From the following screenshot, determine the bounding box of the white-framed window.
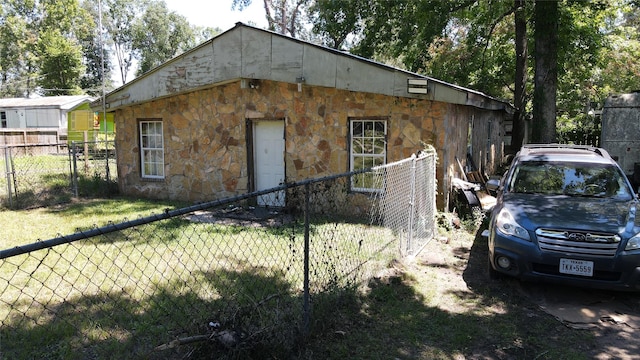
[1,111,6,128]
[350,118,387,192]
[139,120,164,179]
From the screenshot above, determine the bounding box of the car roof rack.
[519,144,611,159]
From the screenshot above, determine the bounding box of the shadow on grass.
[463,220,640,360]
[1,267,304,360]
[302,224,597,359]
[44,197,187,217]
[63,201,373,249]
[2,222,599,360]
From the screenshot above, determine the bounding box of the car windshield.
[508,160,633,199]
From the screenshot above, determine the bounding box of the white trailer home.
[0,95,93,146]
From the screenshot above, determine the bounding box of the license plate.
[559,258,594,277]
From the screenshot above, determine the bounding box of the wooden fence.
[0,128,66,154]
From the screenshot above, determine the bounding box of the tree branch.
[481,5,517,70]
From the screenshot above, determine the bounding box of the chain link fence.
[0,151,436,359]
[1,141,117,209]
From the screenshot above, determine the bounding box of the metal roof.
[93,23,513,113]
[0,95,93,110]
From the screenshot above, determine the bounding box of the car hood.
[501,193,637,233]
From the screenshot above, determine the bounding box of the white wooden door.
[254,120,285,207]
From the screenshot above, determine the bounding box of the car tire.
[488,256,503,280]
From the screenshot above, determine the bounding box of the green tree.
[310,0,621,148]
[38,29,85,95]
[0,0,39,97]
[38,0,90,95]
[599,0,640,93]
[308,0,363,49]
[103,0,144,84]
[0,0,91,96]
[133,1,196,75]
[512,0,528,151]
[307,0,520,99]
[100,0,216,84]
[193,25,222,44]
[552,2,619,146]
[79,0,114,96]
[233,0,310,38]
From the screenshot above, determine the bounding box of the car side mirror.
[486,178,501,192]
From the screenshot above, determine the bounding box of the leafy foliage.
[0,0,40,97]
[233,0,311,38]
[0,0,217,96]
[132,1,196,75]
[0,0,638,141]
[37,29,85,95]
[308,0,638,146]
[0,0,98,96]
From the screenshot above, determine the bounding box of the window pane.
[363,156,375,169]
[373,156,385,167]
[350,119,386,192]
[374,121,384,134]
[353,138,364,154]
[140,121,164,178]
[352,121,363,137]
[373,137,386,154]
[353,156,365,171]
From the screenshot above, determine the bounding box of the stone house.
[92,23,512,210]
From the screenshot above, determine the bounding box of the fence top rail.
[0,167,369,259]
[373,151,435,170]
[0,153,436,260]
[1,143,68,150]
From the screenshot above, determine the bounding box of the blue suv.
[486,144,640,291]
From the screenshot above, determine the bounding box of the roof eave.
[92,22,513,114]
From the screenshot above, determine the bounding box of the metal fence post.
[407,156,417,256]
[303,182,311,338]
[105,140,111,183]
[4,146,13,208]
[71,142,79,197]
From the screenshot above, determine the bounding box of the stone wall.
[114,79,495,208]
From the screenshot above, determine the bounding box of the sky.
[163,0,268,31]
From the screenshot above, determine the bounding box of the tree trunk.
[511,0,527,152]
[532,0,558,143]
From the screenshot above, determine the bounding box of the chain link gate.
[1,142,117,209]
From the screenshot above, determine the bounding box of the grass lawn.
[1,199,598,359]
[0,197,397,359]
[0,197,186,247]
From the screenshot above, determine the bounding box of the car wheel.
[488,256,503,280]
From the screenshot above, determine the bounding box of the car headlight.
[626,234,640,250]
[495,208,531,241]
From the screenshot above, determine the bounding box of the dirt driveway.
[441,222,640,360]
[516,282,640,359]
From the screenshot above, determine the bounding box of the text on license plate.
[559,258,594,277]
